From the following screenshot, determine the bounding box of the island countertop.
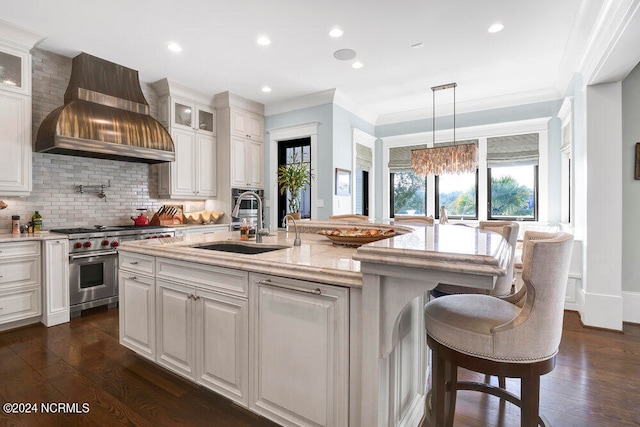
[118,222,509,288]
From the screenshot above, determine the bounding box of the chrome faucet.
[282,215,301,246]
[232,191,268,243]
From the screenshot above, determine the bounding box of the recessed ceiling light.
[167,42,182,52]
[352,61,364,69]
[257,36,271,46]
[488,23,504,33]
[262,86,272,93]
[329,27,343,38]
[334,48,357,61]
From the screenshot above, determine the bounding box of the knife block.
[150,213,175,226]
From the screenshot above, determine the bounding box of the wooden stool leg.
[520,374,541,427]
[499,376,506,389]
[444,361,457,427]
[430,343,447,427]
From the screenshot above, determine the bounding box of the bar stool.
[422,231,574,427]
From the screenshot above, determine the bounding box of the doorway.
[356,169,369,216]
[277,138,312,226]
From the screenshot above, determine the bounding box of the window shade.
[487,133,539,167]
[356,143,372,172]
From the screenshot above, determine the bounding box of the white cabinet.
[0,42,33,196]
[231,108,264,142]
[153,79,217,199]
[42,239,69,326]
[215,93,265,196]
[118,253,156,361]
[154,258,249,405]
[231,136,263,188]
[173,224,230,237]
[0,241,41,329]
[249,273,349,427]
[156,277,249,405]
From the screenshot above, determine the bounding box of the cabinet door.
[196,287,248,405]
[0,92,31,195]
[231,109,263,141]
[246,114,264,142]
[156,279,195,380]
[250,275,349,427]
[247,139,264,188]
[42,239,69,326]
[196,134,217,197]
[171,97,195,131]
[196,105,215,134]
[170,129,197,197]
[119,271,155,360]
[230,136,249,188]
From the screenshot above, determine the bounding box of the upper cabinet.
[153,79,217,199]
[215,92,265,192]
[0,22,43,196]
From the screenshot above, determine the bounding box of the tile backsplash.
[0,48,206,232]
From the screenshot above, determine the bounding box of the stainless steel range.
[50,225,175,316]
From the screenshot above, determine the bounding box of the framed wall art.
[335,168,351,196]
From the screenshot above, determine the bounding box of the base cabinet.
[119,257,156,361]
[155,260,249,405]
[42,239,69,326]
[249,273,349,427]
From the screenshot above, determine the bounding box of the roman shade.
[356,143,372,172]
[487,133,539,168]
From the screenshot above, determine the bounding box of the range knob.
[101,240,110,246]
[74,242,83,249]
[164,234,172,238]
[145,236,151,239]
[111,241,120,247]
[83,241,92,248]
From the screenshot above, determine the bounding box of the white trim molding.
[266,121,319,228]
[623,291,640,324]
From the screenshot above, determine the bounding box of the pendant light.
[411,83,478,176]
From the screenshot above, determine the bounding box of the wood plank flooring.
[1,308,639,426]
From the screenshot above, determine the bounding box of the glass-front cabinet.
[170,97,215,134]
[0,44,29,95]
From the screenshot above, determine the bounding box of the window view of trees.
[437,172,477,218]
[392,172,426,215]
[489,165,536,219]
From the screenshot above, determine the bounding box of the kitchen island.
[118,222,510,427]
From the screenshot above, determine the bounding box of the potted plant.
[277,153,314,219]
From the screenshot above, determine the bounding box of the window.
[435,171,478,219]
[488,165,537,220]
[486,133,539,221]
[390,171,426,216]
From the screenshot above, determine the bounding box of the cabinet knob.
[128,276,137,281]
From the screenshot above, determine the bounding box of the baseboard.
[581,291,623,331]
[42,310,70,327]
[623,291,640,324]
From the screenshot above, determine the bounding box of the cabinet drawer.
[0,285,41,324]
[119,252,155,275]
[157,258,248,297]
[0,241,40,259]
[0,257,40,290]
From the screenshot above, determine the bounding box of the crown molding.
[0,18,44,50]
[264,89,336,116]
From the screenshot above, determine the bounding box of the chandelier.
[411,83,477,176]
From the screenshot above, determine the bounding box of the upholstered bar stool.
[422,231,574,427]
[393,215,434,225]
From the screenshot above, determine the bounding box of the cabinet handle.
[187,294,194,300]
[128,276,137,281]
[256,279,322,295]
[130,261,139,265]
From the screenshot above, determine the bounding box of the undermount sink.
[195,242,289,255]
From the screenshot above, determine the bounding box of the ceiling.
[0,0,605,124]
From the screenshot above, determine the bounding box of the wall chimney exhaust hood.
[36,53,174,163]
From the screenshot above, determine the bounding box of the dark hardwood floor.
[1,309,639,426]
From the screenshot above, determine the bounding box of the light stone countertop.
[118,222,510,287]
[0,231,68,243]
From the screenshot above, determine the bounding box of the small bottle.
[32,211,43,232]
[12,215,20,235]
[248,218,256,240]
[240,218,249,241]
